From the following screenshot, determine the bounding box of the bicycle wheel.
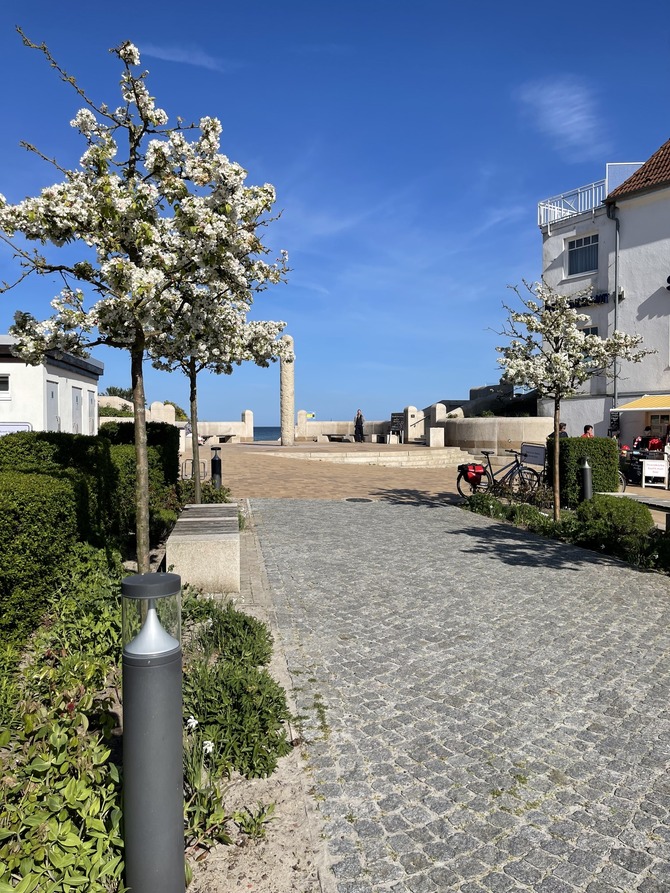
[456,469,493,498]
[618,471,627,493]
[509,466,541,498]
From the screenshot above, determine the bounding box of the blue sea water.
[254,426,281,442]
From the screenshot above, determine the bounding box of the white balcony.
[538,179,606,226]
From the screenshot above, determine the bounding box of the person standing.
[354,409,365,443]
[548,422,568,440]
[581,425,594,438]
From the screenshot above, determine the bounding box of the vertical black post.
[122,573,184,893]
[211,447,222,490]
[580,456,593,502]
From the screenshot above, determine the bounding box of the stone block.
[166,503,240,593]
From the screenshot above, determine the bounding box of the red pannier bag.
[458,463,485,483]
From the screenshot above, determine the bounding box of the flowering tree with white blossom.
[496,280,651,521]
[151,295,293,502]
[0,31,289,571]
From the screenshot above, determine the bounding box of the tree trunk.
[189,357,202,504]
[131,344,151,573]
[553,400,561,524]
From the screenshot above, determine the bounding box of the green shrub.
[99,420,180,485]
[0,545,125,893]
[573,494,654,563]
[465,492,508,519]
[177,478,231,505]
[99,404,133,417]
[0,472,79,644]
[0,432,117,548]
[546,437,619,508]
[108,444,179,546]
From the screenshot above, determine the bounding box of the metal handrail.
[538,179,605,226]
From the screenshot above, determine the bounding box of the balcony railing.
[538,179,606,226]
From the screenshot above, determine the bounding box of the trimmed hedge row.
[0,428,180,548]
[546,436,619,508]
[99,421,180,485]
[0,427,181,645]
[0,472,79,643]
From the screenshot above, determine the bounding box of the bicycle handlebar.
[504,449,521,456]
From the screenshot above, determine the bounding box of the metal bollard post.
[580,456,593,502]
[211,447,222,490]
[122,573,184,893]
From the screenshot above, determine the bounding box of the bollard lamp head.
[122,572,181,657]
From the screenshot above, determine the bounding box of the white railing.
[538,179,606,226]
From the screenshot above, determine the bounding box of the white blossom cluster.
[0,39,289,372]
[496,281,650,398]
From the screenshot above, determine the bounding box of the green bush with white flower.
[0,550,292,890]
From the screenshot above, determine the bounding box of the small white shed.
[0,335,104,436]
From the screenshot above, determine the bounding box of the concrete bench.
[166,503,240,593]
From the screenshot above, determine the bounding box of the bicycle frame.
[481,450,523,487]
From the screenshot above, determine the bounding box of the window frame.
[0,374,10,400]
[567,233,599,276]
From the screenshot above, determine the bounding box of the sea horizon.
[254,425,281,442]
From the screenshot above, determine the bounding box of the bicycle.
[457,449,541,499]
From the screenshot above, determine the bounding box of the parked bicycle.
[457,449,541,499]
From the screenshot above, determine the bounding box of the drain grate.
[344,497,373,503]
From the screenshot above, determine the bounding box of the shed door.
[88,391,96,435]
[72,387,82,434]
[46,381,60,431]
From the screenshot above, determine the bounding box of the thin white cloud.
[516,76,611,162]
[140,43,233,73]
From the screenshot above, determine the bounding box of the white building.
[0,335,104,436]
[538,138,670,444]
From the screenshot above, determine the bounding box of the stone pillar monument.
[280,335,295,446]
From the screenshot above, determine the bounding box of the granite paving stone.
[246,496,670,891]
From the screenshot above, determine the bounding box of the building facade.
[538,139,670,444]
[0,335,104,436]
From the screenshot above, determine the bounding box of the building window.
[568,234,598,275]
[580,326,598,337]
[650,414,670,439]
[0,375,9,399]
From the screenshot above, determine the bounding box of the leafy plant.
[233,802,276,839]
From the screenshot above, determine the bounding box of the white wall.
[0,355,101,435]
[540,184,670,433]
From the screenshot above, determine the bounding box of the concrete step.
[260,447,476,469]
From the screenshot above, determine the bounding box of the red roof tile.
[607,138,670,201]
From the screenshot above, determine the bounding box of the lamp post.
[211,446,222,490]
[122,572,184,893]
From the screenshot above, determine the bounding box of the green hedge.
[99,421,180,485]
[546,436,619,508]
[0,472,78,643]
[109,443,179,543]
[0,432,116,547]
[0,429,179,553]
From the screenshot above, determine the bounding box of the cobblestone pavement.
[248,496,670,893]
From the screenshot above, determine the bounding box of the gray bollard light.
[580,456,593,502]
[122,572,184,893]
[211,446,222,490]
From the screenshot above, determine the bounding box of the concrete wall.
[443,417,553,453]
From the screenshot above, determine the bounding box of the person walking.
[354,409,365,443]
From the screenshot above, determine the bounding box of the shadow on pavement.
[450,516,631,571]
[372,487,461,507]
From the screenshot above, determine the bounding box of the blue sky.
[0,2,668,425]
